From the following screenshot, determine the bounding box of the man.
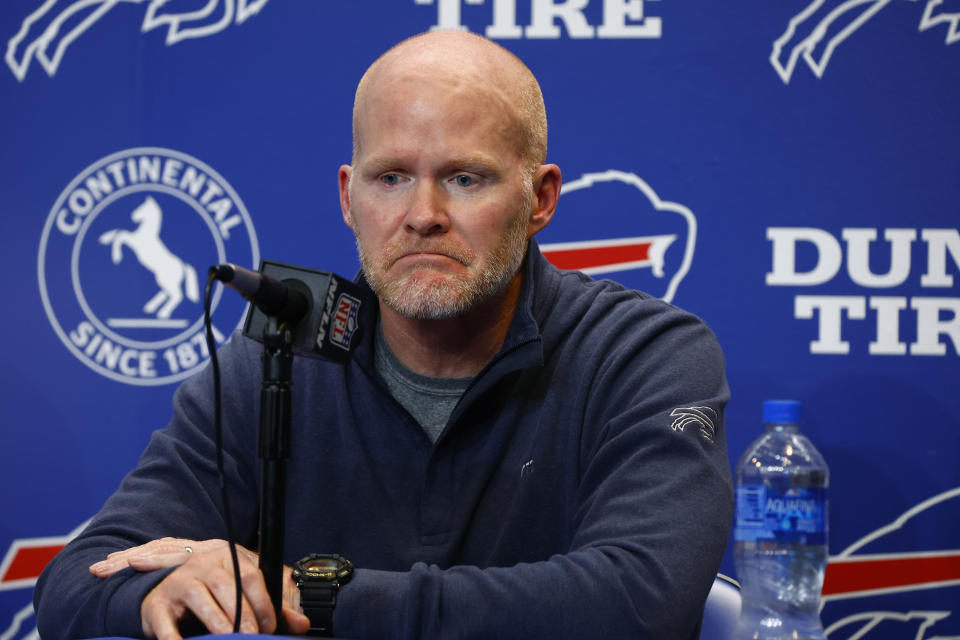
[34,30,733,639]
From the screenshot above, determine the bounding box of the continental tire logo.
[37,147,259,385]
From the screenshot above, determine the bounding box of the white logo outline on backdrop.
[6,0,270,81]
[771,0,960,83]
[544,170,697,304]
[820,486,960,637]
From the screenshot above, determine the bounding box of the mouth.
[394,252,461,269]
[394,247,469,268]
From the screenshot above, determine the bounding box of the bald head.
[352,31,548,170]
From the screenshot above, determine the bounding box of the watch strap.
[300,582,338,636]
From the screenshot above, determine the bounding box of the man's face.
[341,72,535,320]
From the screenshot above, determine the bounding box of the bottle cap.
[763,399,802,423]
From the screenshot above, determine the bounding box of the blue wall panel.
[1,1,958,637]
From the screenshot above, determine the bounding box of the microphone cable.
[203,268,243,634]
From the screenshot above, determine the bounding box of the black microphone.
[211,263,310,323]
[211,261,369,362]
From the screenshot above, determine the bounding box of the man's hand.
[89,538,310,640]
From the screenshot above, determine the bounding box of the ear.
[338,165,354,229]
[527,164,562,238]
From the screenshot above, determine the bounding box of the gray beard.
[355,214,529,320]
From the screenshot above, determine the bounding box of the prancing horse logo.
[99,196,200,321]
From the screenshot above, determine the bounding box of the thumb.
[281,608,311,635]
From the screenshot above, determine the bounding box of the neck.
[379,272,523,378]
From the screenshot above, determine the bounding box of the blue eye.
[454,175,474,187]
[381,174,400,186]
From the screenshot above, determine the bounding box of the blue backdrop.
[2,1,958,638]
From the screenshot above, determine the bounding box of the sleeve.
[334,302,735,640]
[32,334,263,640]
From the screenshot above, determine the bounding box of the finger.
[90,546,150,577]
[242,566,279,634]
[179,574,237,635]
[145,608,184,640]
[243,557,281,634]
[282,565,300,612]
[89,559,124,578]
[91,538,200,577]
[281,609,311,635]
[277,564,307,634]
[89,553,149,577]
[205,567,265,634]
[126,547,194,572]
[281,607,311,635]
[108,537,189,560]
[141,589,186,640]
[215,541,275,632]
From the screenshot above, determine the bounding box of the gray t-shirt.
[374,323,472,443]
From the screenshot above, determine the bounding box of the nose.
[404,180,449,236]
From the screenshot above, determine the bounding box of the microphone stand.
[216,261,364,630]
[258,314,294,626]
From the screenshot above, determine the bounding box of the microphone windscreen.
[241,260,370,362]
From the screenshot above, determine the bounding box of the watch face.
[303,558,339,573]
[296,554,353,581]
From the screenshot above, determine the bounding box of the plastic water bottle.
[733,400,829,640]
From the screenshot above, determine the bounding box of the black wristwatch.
[293,553,354,637]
